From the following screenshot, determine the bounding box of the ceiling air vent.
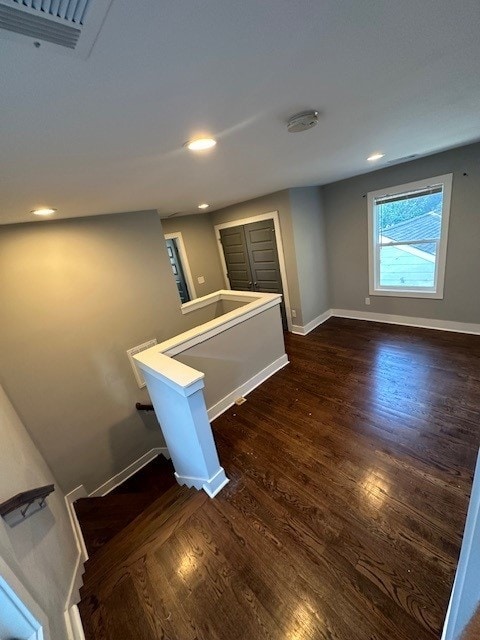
[0,0,113,58]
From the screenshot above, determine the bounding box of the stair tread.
[74,455,177,557]
[81,484,206,595]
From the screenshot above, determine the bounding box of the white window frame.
[367,173,453,299]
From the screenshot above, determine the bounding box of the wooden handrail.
[135,402,154,412]
[0,484,54,518]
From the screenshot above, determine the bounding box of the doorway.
[0,575,44,640]
[164,232,197,305]
[215,213,291,330]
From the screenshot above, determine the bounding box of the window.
[368,174,453,298]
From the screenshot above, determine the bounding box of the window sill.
[370,289,444,300]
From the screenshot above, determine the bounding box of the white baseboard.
[291,309,332,335]
[290,308,480,337]
[207,354,289,422]
[65,485,89,565]
[65,604,85,640]
[331,309,480,335]
[175,466,230,498]
[89,447,170,497]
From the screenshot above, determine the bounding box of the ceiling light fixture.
[31,207,57,216]
[367,152,385,162]
[186,138,217,151]
[198,203,210,209]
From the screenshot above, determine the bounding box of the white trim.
[65,485,89,563]
[136,290,282,358]
[440,450,480,640]
[291,310,332,335]
[0,557,49,639]
[175,466,230,498]
[164,231,198,303]
[367,174,453,299]
[65,605,86,640]
[180,290,257,315]
[213,211,293,331]
[331,309,480,335]
[89,447,170,497]
[207,354,289,422]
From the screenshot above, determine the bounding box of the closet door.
[244,220,287,329]
[219,226,252,291]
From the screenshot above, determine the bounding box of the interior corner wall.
[323,142,480,323]
[209,190,304,324]
[289,186,330,326]
[161,213,225,295]
[0,384,77,640]
[0,211,197,494]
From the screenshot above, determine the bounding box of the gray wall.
[175,305,286,411]
[289,187,330,325]
[0,384,77,640]
[323,142,480,323]
[0,211,202,493]
[209,190,304,324]
[161,214,225,297]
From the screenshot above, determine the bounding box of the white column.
[134,351,229,498]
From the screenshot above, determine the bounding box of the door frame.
[164,232,198,301]
[0,556,49,639]
[214,211,292,331]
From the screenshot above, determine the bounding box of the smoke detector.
[287,110,319,133]
[0,0,113,58]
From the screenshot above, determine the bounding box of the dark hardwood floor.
[78,318,480,639]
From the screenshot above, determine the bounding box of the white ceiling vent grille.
[0,0,113,58]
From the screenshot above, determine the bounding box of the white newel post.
[133,351,229,498]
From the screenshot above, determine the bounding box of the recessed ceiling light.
[186,138,217,151]
[198,203,210,209]
[367,152,385,162]
[31,208,57,216]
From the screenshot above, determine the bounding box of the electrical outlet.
[365,297,371,306]
[291,309,297,318]
[197,276,205,284]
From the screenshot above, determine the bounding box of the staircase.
[74,454,177,557]
[75,461,204,639]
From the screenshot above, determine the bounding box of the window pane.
[376,189,443,243]
[379,243,436,288]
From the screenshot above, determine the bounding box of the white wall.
[0,384,77,640]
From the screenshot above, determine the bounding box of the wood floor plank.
[79,318,479,640]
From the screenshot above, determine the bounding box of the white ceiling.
[1,0,480,225]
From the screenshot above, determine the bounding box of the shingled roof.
[383,212,441,255]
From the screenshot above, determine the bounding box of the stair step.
[74,455,177,557]
[109,456,175,495]
[81,485,207,596]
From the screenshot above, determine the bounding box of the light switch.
[197,276,205,284]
